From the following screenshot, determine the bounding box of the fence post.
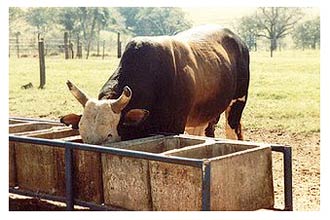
[64,32,69,59]
[97,40,100,56]
[15,32,21,58]
[69,41,74,59]
[38,38,46,89]
[117,32,122,58]
[76,36,82,59]
[102,40,105,60]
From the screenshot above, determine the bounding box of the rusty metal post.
[202,162,211,210]
[65,144,74,210]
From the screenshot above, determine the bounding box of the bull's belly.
[185,124,209,136]
[185,99,229,126]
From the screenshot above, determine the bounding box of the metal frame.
[9,135,205,211]
[9,118,293,211]
[271,145,293,211]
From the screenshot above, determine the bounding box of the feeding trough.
[8,117,292,211]
[101,135,209,210]
[150,141,274,210]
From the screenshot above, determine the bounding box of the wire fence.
[9,32,130,59]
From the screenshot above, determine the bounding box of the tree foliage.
[235,15,259,51]
[9,7,192,58]
[25,8,58,35]
[118,7,192,36]
[57,7,116,58]
[292,16,320,49]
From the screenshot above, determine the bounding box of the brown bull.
[61,25,250,145]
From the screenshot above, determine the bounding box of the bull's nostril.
[108,133,113,138]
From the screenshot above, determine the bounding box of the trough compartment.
[60,135,104,204]
[101,135,209,210]
[10,120,104,204]
[149,141,274,211]
[9,120,62,187]
[11,125,79,196]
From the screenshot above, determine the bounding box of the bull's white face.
[79,99,121,144]
[65,80,132,145]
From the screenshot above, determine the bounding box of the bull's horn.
[66,80,89,107]
[111,86,132,113]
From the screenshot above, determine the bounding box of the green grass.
[244,50,320,133]
[9,50,320,134]
[9,56,120,119]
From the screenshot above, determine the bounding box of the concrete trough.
[149,140,274,210]
[101,135,209,210]
[9,120,62,187]
[9,118,286,211]
[12,126,79,196]
[60,135,104,204]
[10,120,104,204]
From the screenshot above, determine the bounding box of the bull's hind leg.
[224,96,247,140]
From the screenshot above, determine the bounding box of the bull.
[61,25,250,145]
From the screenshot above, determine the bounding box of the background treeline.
[9,7,319,58]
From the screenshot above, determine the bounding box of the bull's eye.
[107,133,113,138]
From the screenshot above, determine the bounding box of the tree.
[292,16,320,50]
[58,7,115,59]
[25,8,58,37]
[119,7,192,36]
[117,7,140,31]
[9,7,25,35]
[235,15,259,51]
[256,7,303,57]
[59,8,79,34]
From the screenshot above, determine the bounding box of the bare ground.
[237,128,320,211]
[9,129,320,211]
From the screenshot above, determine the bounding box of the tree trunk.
[270,38,277,58]
[96,28,101,56]
[86,10,98,59]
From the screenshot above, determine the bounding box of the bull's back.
[173,25,249,126]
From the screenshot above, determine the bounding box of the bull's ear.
[60,113,82,129]
[123,109,149,126]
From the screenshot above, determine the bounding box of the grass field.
[9,49,320,134]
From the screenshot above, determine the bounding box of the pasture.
[9,50,320,134]
[8,49,320,210]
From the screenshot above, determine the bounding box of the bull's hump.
[130,36,173,47]
[175,24,225,40]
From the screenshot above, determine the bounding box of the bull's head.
[61,80,149,145]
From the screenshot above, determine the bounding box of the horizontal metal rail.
[9,187,125,211]
[10,116,61,124]
[9,135,204,168]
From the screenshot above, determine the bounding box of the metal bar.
[9,116,61,124]
[271,145,293,211]
[201,162,211,211]
[65,145,74,210]
[10,187,66,203]
[9,187,125,211]
[9,135,204,168]
[283,147,293,211]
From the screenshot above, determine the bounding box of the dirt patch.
[9,129,320,211]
